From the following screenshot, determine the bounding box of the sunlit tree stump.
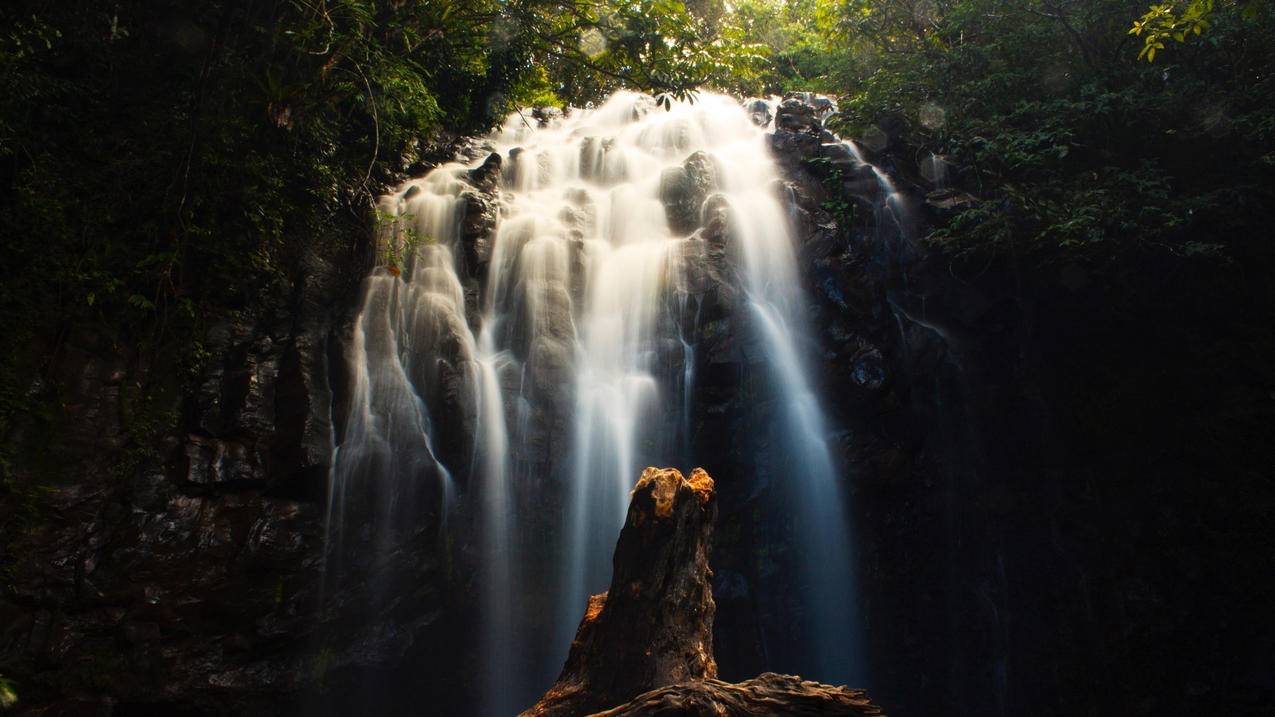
[521,467,718,716]
[521,467,885,717]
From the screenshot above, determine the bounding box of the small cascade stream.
[326,91,868,713]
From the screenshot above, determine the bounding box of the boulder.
[532,106,565,127]
[776,98,821,134]
[467,151,503,193]
[923,187,979,222]
[660,151,722,235]
[459,189,498,274]
[744,98,773,127]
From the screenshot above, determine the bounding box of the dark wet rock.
[0,216,364,713]
[467,152,502,193]
[184,434,264,485]
[850,349,887,391]
[661,151,722,235]
[769,130,824,173]
[451,136,497,164]
[923,187,979,222]
[700,193,733,250]
[821,141,857,163]
[456,153,503,279]
[745,98,772,127]
[532,106,565,127]
[460,189,498,275]
[0,474,325,711]
[776,98,821,134]
[784,91,837,118]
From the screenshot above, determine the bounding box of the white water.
[328,91,864,712]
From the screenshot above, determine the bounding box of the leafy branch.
[1130,0,1265,60]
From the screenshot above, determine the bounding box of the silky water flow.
[325,92,867,713]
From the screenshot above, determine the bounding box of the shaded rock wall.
[740,94,1275,717]
[0,249,357,714]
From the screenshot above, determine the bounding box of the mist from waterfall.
[326,91,864,714]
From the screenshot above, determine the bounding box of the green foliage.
[707,0,840,94]
[1130,0,1266,61]
[806,156,860,223]
[375,209,432,273]
[0,674,15,710]
[312,647,338,686]
[0,0,750,338]
[804,0,1275,263]
[520,0,769,102]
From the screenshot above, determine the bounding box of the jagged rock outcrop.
[660,151,722,235]
[460,152,502,278]
[0,249,357,714]
[776,97,822,133]
[522,467,885,717]
[744,98,772,127]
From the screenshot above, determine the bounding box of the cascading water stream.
[326,91,867,713]
[841,139,904,232]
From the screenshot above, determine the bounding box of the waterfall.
[326,91,865,712]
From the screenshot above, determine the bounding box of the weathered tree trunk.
[521,467,718,716]
[521,467,887,717]
[593,673,884,716]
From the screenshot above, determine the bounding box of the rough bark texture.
[594,673,883,716]
[522,467,719,717]
[524,467,887,717]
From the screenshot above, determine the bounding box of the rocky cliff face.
[751,94,1275,717]
[0,248,356,713]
